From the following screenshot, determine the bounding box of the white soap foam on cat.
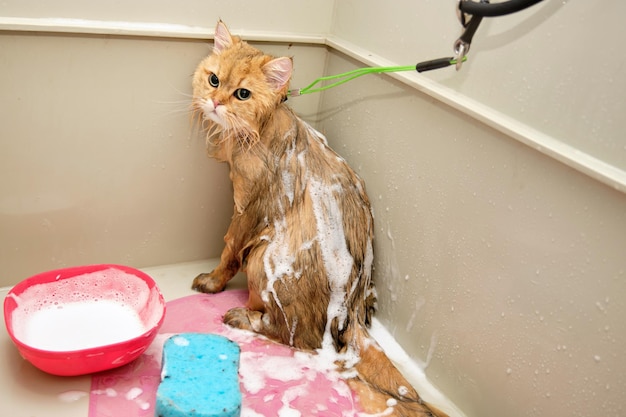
[11,268,156,351]
[307,178,354,351]
[267,123,365,364]
[262,211,298,345]
[281,129,298,206]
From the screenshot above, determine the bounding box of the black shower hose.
[459,0,544,18]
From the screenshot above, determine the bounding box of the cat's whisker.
[188,113,206,139]
[220,113,260,154]
[156,108,195,119]
[190,95,259,153]
[155,99,194,106]
[164,82,195,99]
[205,122,226,148]
[190,107,205,127]
[152,97,196,121]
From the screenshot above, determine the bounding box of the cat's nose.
[212,99,220,108]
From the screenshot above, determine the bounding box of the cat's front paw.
[192,271,227,293]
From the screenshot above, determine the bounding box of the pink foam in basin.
[89,289,365,416]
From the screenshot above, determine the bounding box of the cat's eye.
[208,73,220,87]
[234,88,251,101]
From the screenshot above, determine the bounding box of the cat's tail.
[345,326,449,417]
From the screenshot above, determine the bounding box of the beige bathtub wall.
[0,31,327,283]
[1,1,626,417]
[319,49,626,417]
[322,2,626,416]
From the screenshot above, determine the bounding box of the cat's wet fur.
[191,20,447,417]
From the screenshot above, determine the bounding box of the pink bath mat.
[89,290,364,416]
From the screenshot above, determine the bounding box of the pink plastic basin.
[3,264,166,376]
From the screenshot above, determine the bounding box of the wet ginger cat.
[191,20,447,417]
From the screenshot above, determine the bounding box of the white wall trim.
[0,17,326,43]
[2,16,624,193]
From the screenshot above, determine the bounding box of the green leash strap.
[288,56,466,97]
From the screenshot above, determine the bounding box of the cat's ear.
[213,20,233,54]
[263,57,293,91]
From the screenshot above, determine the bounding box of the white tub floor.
[0,260,462,417]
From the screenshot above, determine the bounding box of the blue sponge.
[155,333,241,417]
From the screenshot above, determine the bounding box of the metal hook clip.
[454,0,486,71]
[453,41,468,71]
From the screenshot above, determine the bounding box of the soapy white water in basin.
[16,299,146,351]
[9,268,165,351]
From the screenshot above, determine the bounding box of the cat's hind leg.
[223,244,327,350]
[222,267,268,334]
[223,297,295,347]
[222,242,295,346]
[223,307,265,332]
